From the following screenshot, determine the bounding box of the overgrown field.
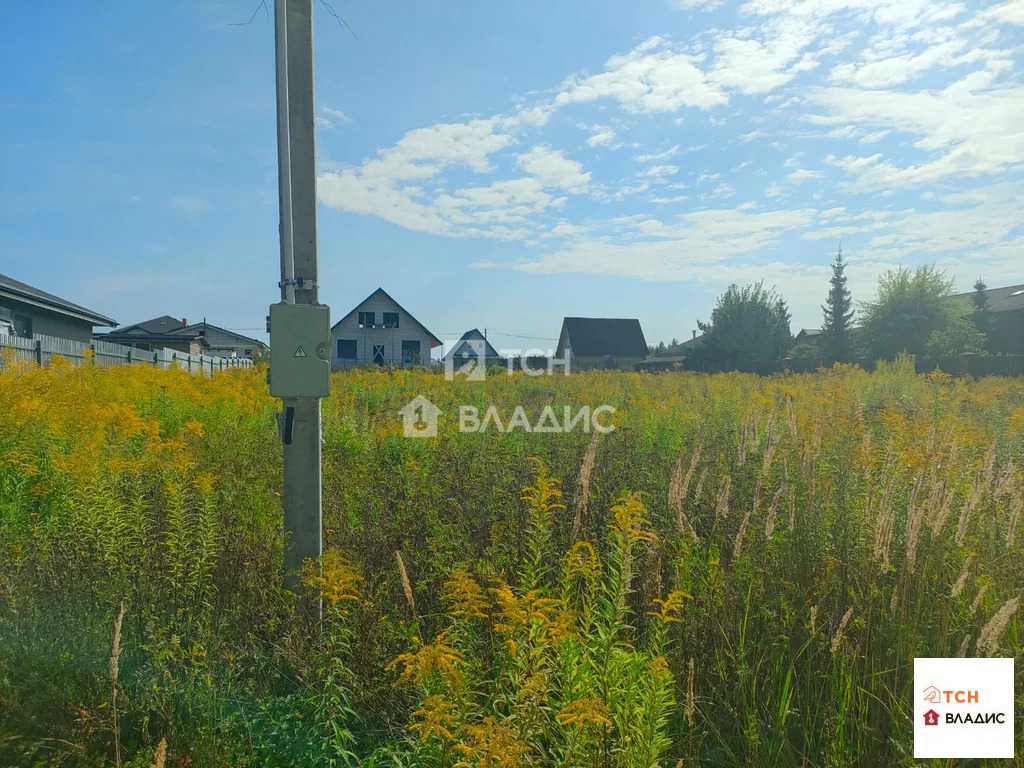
[1,357,1022,766]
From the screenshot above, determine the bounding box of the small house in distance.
[794,328,821,345]
[442,329,505,371]
[556,317,648,371]
[0,272,116,341]
[98,316,206,354]
[331,288,441,368]
[98,317,268,359]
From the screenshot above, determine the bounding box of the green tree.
[695,281,792,370]
[970,278,994,353]
[859,266,960,361]
[926,316,986,358]
[788,342,820,365]
[819,246,855,363]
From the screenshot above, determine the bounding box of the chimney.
[182,318,188,327]
[692,330,696,340]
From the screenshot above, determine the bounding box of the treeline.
[650,249,1011,370]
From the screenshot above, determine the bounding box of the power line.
[438,329,559,342]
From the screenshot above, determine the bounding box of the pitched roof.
[331,287,442,347]
[108,315,185,336]
[0,272,117,327]
[949,284,1024,314]
[167,321,267,348]
[442,329,503,361]
[557,317,648,358]
[796,328,822,338]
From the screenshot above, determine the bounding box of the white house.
[331,288,441,369]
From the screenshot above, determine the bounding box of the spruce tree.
[970,278,993,353]
[820,245,855,363]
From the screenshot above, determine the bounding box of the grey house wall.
[0,296,97,343]
[200,327,264,359]
[571,353,645,371]
[332,293,434,368]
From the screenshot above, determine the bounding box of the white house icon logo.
[398,395,441,438]
[922,685,941,704]
[445,338,487,381]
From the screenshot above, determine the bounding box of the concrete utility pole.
[273,0,328,614]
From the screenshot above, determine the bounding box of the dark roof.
[796,328,821,339]
[0,272,117,327]
[557,317,648,358]
[443,328,502,361]
[108,315,185,336]
[949,284,1024,314]
[331,287,442,347]
[167,321,267,349]
[94,330,210,348]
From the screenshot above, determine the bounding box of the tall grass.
[0,354,1021,765]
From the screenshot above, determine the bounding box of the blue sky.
[2,0,1022,352]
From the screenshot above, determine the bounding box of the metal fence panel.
[0,333,253,374]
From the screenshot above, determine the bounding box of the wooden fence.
[0,333,254,374]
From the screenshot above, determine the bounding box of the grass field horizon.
[1,357,1021,766]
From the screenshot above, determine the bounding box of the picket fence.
[0,333,254,374]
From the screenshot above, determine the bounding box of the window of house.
[383,311,399,328]
[358,311,375,328]
[135,342,151,351]
[402,340,421,365]
[337,339,357,360]
[13,315,32,338]
[244,348,253,356]
[373,344,385,365]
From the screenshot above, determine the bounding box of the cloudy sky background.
[2,0,1022,350]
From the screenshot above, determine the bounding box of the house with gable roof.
[331,288,441,368]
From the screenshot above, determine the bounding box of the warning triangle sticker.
[293,346,307,358]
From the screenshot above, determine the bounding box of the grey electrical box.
[269,302,332,398]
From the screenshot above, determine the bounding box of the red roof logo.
[924,709,940,726]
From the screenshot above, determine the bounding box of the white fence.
[0,333,254,374]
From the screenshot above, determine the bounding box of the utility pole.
[272,0,330,616]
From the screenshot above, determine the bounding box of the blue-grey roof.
[949,284,1024,314]
[0,272,117,327]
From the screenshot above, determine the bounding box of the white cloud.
[322,105,353,124]
[787,168,824,184]
[641,164,680,179]
[313,0,1023,295]
[586,126,617,147]
[636,146,680,163]
[670,0,722,9]
[806,73,1024,191]
[554,36,728,113]
[517,146,591,193]
[477,206,819,280]
[545,221,590,238]
[859,130,889,143]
